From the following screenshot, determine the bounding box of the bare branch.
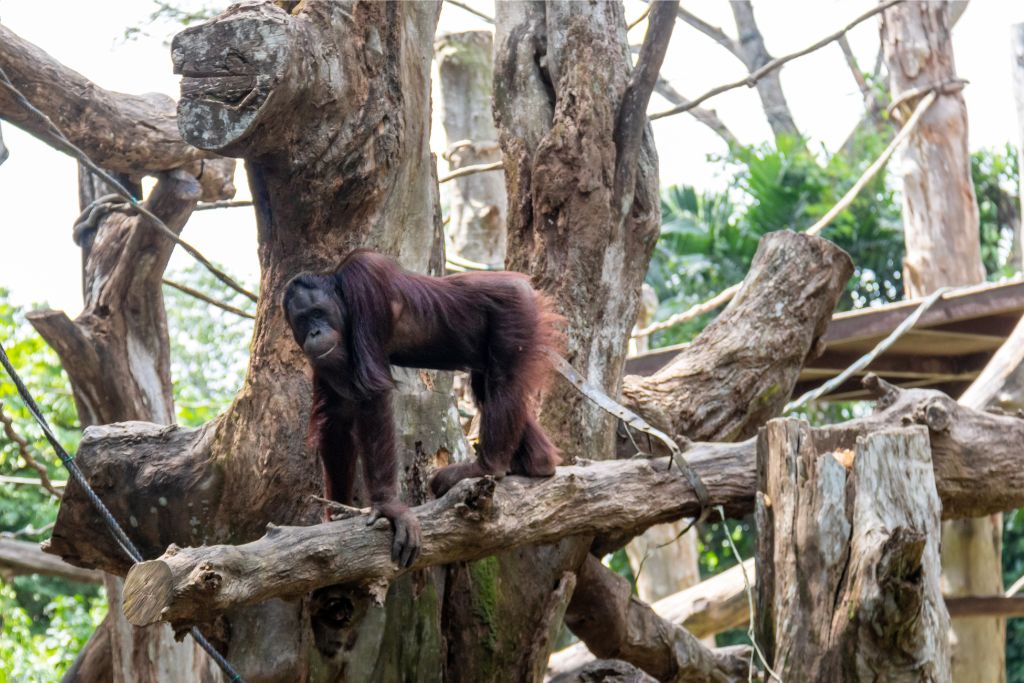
[613,0,679,211]
[444,0,494,25]
[162,279,256,320]
[437,160,503,183]
[674,5,739,58]
[0,24,224,179]
[0,538,101,583]
[0,400,62,498]
[655,77,739,147]
[651,0,905,121]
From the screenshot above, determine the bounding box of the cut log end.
[123,560,173,626]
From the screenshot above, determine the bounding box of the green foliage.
[0,582,105,683]
[163,265,256,426]
[647,133,906,348]
[1005,510,1024,682]
[972,144,1021,281]
[0,289,105,679]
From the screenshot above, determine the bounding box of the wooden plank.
[823,280,1024,345]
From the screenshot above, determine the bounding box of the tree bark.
[435,31,507,266]
[0,24,229,182]
[1012,23,1024,271]
[881,4,1000,680]
[619,229,851,637]
[756,420,950,681]
[437,2,681,677]
[619,231,853,449]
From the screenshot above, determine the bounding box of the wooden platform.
[625,279,1024,402]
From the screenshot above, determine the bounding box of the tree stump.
[756,419,950,681]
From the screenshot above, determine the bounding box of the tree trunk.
[435,30,507,266]
[438,3,679,678]
[31,166,222,683]
[1012,23,1024,272]
[755,419,950,681]
[35,3,455,681]
[881,4,1001,680]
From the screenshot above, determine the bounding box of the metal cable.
[0,342,245,683]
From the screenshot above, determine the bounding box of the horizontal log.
[0,538,102,583]
[118,373,1024,628]
[121,446,749,628]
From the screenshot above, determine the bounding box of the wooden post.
[755,419,950,681]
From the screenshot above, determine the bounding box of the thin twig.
[655,77,739,147]
[438,160,503,183]
[634,89,937,339]
[627,3,653,31]
[445,0,493,25]
[650,0,905,121]
[0,66,259,304]
[674,5,739,58]
[194,200,254,211]
[162,279,257,320]
[0,400,62,498]
[836,34,873,103]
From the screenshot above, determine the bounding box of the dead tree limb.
[0,24,232,188]
[548,559,754,677]
[0,538,101,584]
[654,77,738,147]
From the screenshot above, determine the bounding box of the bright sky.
[1,0,1022,316]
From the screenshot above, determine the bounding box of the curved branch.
[0,24,224,178]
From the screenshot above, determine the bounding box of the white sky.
[1,0,1023,315]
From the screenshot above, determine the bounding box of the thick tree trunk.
[438,3,681,678]
[1012,23,1024,271]
[881,4,1001,680]
[435,30,507,266]
[40,3,460,681]
[755,420,950,680]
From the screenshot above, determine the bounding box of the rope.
[0,65,258,305]
[717,505,782,682]
[0,343,246,683]
[547,351,711,527]
[784,286,949,412]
